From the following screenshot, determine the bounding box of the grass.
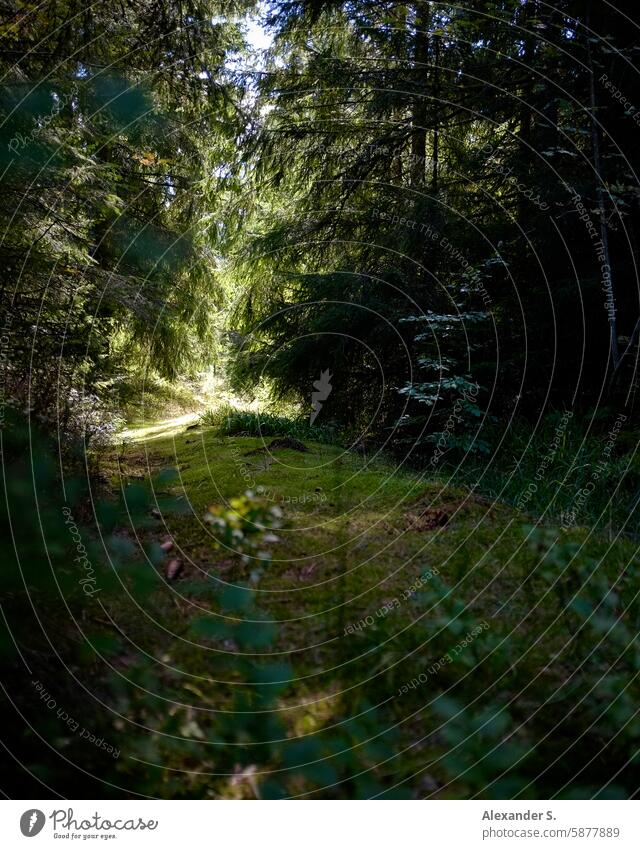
[198,404,343,444]
[448,411,640,537]
[93,415,640,798]
[196,406,640,537]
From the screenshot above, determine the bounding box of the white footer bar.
[0,800,637,848]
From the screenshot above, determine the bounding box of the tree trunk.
[432,33,440,194]
[586,2,619,369]
[410,4,429,189]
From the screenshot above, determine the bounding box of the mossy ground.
[100,421,639,797]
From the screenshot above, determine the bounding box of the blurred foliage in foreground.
[3,411,640,798]
[0,414,406,798]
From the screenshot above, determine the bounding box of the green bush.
[0,412,166,796]
[199,405,341,444]
[351,535,640,798]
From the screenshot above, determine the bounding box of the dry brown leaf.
[165,559,183,581]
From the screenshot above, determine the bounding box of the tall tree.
[0,0,252,428]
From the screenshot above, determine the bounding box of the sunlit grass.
[103,421,640,798]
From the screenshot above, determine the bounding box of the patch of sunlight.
[198,373,279,414]
[119,412,199,443]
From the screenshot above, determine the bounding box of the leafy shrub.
[204,490,284,571]
[0,412,164,796]
[62,389,125,450]
[355,534,640,798]
[394,311,490,458]
[117,546,408,799]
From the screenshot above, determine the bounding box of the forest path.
[108,416,514,647]
[101,418,636,796]
[119,411,199,443]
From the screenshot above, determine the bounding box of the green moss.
[101,422,640,798]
